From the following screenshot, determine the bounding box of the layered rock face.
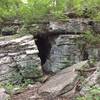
[43,35,81,73]
[43,34,100,73]
[0,18,100,80]
[37,19,99,73]
[0,35,42,83]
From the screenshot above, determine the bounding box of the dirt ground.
[11,83,68,100]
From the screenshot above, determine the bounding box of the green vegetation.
[9,64,43,85]
[77,87,100,100]
[0,82,25,95]
[75,31,100,53]
[83,31,100,46]
[0,0,100,24]
[0,0,100,35]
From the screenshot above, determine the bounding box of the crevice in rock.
[34,35,51,66]
[82,50,89,60]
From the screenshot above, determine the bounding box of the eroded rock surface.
[43,35,81,73]
[38,61,88,97]
[43,34,100,73]
[11,61,100,100]
[0,35,42,83]
[48,19,100,33]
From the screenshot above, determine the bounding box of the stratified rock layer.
[43,34,100,73]
[0,35,42,83]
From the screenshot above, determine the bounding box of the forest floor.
[11,82,67,100]
[11,84,40,100]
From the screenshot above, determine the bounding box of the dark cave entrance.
[82,50,89,60]
[35,35,51,66]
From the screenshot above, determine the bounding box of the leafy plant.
[77,87,100,100]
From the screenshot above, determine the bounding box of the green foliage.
[0,0,100,23]
[77,87,100,100]
[72,0,100,19]
[75,31,100,52]
[20,64,42,78]
[9,62,43,85]
[0,0,22,21]
[0,82,25,96]
[74,31,100,61]
[83,31,100,45]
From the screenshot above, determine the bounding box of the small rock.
[0,88,6,93]
[0,88,10,100]
[27,82,41,90]
[27,84,34,89]
[12,87,23,95]
[0,56,13,65]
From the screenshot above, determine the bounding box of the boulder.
[0,88,10,100]
[38,61,88,97]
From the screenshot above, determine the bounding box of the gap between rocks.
[34,35,52,73]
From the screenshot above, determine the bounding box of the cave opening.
[34,35,51,66]
[82,50,89,60]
